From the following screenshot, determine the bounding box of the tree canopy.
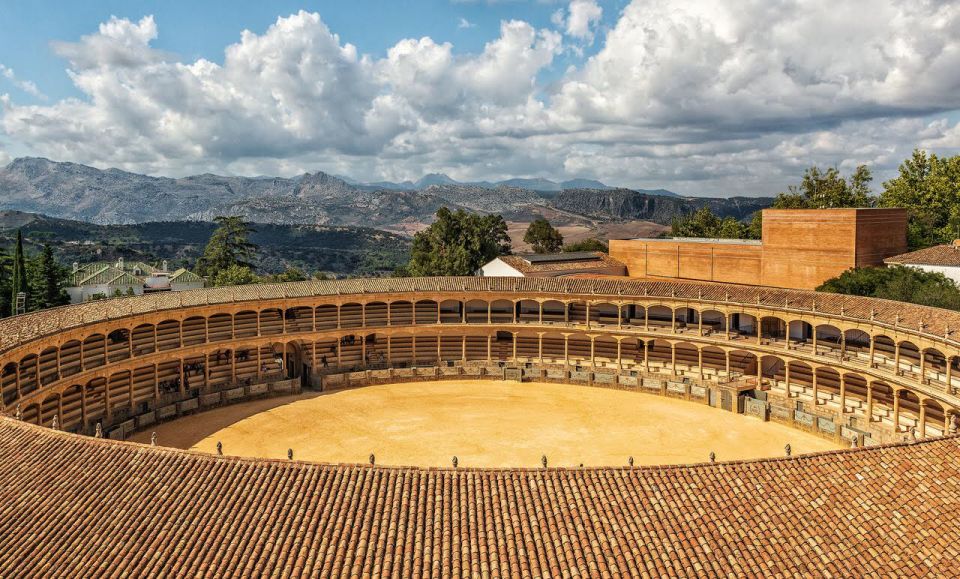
[878,149,960,249]
[671,207,756,239]
[28,244,69,310]
[211,264,260,287]
[773,165,873,210]
[523,218,564,253]
[196,216,257,279]
[562,238,608,253]
[10,231,27,316]
[816,265,960,311]
[406,207,511,276]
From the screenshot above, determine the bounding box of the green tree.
[27,244,69,311]
[773,165,874,209]
[670,207,751,239]
[0,244,10,318]
[817,265,960,310]
[266,268,308,283]
[878,149,960,249]
[562,238,609,253]
[10,230,27,315]
[407,207,511,276]
[523,218,564,253]
[195,216,257,278]
[212,264,260,287]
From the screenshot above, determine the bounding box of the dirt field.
[132,381,839,467]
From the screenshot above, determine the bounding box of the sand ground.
[131,381,839,467]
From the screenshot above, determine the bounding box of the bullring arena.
[1,276,960,575]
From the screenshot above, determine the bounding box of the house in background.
[884,241,960,284]
[479,252,627,278]
[67,258,204,303]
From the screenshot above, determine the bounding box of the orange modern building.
[609,208,908,290]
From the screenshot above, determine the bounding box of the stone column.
[812,370,819,405]
[869,337,875,367]
[698,347,704,380]
[919,402,927,438]
[839,373,846,413]
[894,343,901,373]
[948,357,954,394]
[866,382,874,422]
[617,305,623,329]
[785,363,791,398]
[154,364,159,402]
[462,336,467,362]
[387,336,392,364]
[920,350,926,382]
[644,340,650,372]
[644,307,649,331]
[893,390,901,432]
[616,339,622,370]
[589,336,596,368]
[487,335,492,362]
[538,333,544,363]
[512,332,518,362]
[671,342,677,376]
[585,303,591,329]
[564,334,569,366]
[724,350,730,376]
[539,302,543,325]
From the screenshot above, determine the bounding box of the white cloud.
[1,2,960,195]
[564,0,602,42]
[458,17,476,29]
[0,64,46,100]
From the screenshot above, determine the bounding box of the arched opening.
[339,303,363,329]
[18,354,39,397]
[897,341,921,374]
[464,333,489,361]
[82,333,106,369]
[872,335,896,367]
[593,335,619,364]
[785,361,814,397]
[285,306,315,333]
[363,302,388,328]
[439,334,463,362]
[38,347,59,387]
[759,316,786,341]
[541,332,566,361]
[814,324,842,355]
[590,302,619,327]
[130,324,156,357]
[489,300,513,324]
[673,342,698,371]
[464,299,488,324]
[844,329,871,352]
[674,307,698,327]
[59,340,83,378]
[181,317,206,347]
[898,389,922,434]
[156,320,180,351]
[700,346,726,373]
[516,332,540,359]
[622,303,644,327]
[517,299,541,323]
[439,299,462,324]
[106,370,132,417]
[567,333,591,364]
[647,339,673,368]
[389,334,414,365]
[646,305,673,329]
[568,301,587,324]
[413,334,439,365]
[83,378,107,424]
[1,363,18,407]
[759,355,785,388]
[700,310,727,335]
[842,373,869,420]
[61,384,83,432]
[922,398,945,437]
[731,313,757,338]
[728,349,757,379]
[208,313,233,342]
[106,328,132,363]
[788,320,812,343]
[922,347,947,384]
[40,393,59,427]
[814,366,842,407]
[233,311,258,338]
[414,300,439,325]
[258,309,284,335]
[315,304,339,330]
[870,381,894,424]
[541,300,566,324]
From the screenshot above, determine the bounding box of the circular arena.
[1,276,959,574]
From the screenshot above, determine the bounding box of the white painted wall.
[898,263,960,285]
[478,258,523,277]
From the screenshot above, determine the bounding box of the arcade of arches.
[2,279,960,446]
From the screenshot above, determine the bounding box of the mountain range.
[0,157,770,230]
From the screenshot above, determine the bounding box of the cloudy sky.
[1,0,959,196]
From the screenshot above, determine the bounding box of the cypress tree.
[10,230,27,315]
[30,244,68,311]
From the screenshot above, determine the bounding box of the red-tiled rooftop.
[885,242,960,268]
[0,417,957,576]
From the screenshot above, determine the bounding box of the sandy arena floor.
[131,381,840,467]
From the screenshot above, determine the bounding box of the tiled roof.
[885,244,960,267]
[499,252,626,274]
[0,417,956,575]
[169,268,203,283]
[72,265,142,287]
[2,276,960,355]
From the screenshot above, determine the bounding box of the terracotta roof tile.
[885,244,960,267]
[0,418,957,575]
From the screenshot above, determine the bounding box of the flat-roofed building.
[609,208,908,290]
[479,251,627,278]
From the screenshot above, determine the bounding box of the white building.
[479,252,626,278]
[67,258,205,303]
[884,241,960,285]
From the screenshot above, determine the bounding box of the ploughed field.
[132,381,839,467]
